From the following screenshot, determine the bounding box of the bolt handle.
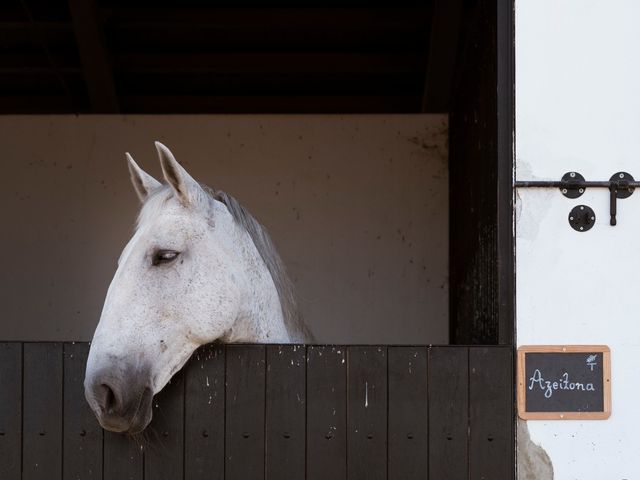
[608,172,635,226]
[610,184,617,226]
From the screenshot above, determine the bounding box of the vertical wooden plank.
[103,432,143,480]
[144,373,185,480]
[265,345,306,480]
[469,346,514,479]
[225,344,265,480]
[184,343,225,480]
[64,342,103,480]
[0,343,22,480]
[306,346,347,480]
[347,346,387,480]
[449,0,507,346]
[387,346,428,480]
[496,0,516,346]
[428,346,468,480]
[23,342,63,480]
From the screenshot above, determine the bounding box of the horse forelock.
[136,184,314,343]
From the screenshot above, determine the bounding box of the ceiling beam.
[114,53,426,75]
[0,95,88,113]
[0,95,420,114]
[68,0,119,112]
[421,0,463,112]
[119,95,420,114]
[99,7,430,29]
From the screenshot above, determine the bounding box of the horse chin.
[124,413,152,435]
[124,388,154,435]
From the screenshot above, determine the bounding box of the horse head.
[84,142,309,434]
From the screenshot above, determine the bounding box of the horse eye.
[152,250,180,266]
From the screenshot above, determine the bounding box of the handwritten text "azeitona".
[528,370,596,399]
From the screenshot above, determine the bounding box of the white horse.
[84,142,312,434]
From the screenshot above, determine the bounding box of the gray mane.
[208,188,314,343]
[139,184,313,343]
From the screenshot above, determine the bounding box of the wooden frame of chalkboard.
[517,345,611,420]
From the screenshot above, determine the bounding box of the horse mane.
[139,185,314,343]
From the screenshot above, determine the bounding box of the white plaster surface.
[517,1,640,478]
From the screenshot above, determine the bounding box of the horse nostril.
[96,383,119,414]
[104,385,116,412]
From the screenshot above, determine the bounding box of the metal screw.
[620,173,625,178]
[591,216,595,221]
[569,216,574,221]
[580,227,584,231]
[579,188,584,193]
[562,188,568,194]
[570,172,576,178]
[580,206,584,210]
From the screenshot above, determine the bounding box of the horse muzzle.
[85,368,154,434]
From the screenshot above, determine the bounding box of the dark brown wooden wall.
[0,342,513,479]
[449,0,514,345]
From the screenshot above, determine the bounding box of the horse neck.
[225,223,290,344]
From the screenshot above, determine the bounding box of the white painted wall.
[0,115,448,345]
[516,1,640,478]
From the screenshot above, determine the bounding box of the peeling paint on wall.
[517,420,553,480]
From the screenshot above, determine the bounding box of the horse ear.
[126,152,161,202]
[155,141,202,206]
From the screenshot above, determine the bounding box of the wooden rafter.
[421,0,463,113]
[68,0,119,112]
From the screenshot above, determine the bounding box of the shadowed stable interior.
[1,1,512,345]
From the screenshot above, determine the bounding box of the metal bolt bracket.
[560,171,586,198]
[568,205,596,232]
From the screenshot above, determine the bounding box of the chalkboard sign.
[518,346,611,420]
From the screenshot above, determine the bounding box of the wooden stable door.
[0,342,513,480]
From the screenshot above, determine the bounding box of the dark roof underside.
[0,1,477,113]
